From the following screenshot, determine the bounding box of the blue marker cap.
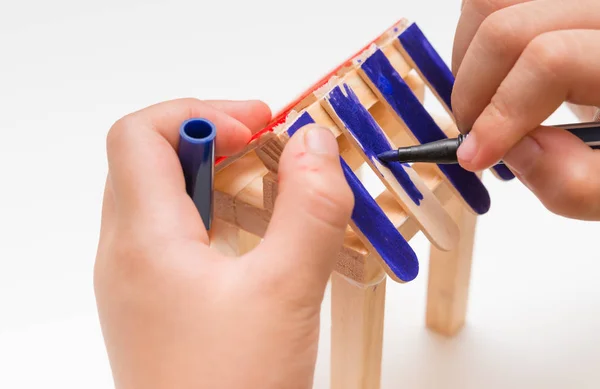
[178,118,217,231]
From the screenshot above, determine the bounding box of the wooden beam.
[425,175,479,336]
[331,256,386,389]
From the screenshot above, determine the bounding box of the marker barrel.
[178,118,217,231]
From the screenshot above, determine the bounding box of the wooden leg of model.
[331,255,386,389]
[425,192,478,336]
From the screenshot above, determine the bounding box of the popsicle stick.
[331,257,386,389]
[321,83,459,252]
[262,172,278,211]
[285,111,419,282]
[356,47,491,215]
[426,185,478,336]
[394,23,515,181]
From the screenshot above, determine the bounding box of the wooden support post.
[425,188,478,336]
[331,256,386,389]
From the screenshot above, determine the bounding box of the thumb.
[256,124,354,295]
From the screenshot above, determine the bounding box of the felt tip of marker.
[377,150,400,163]
[376,135,465,164]
[178,118,217,231]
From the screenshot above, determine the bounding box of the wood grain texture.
[322,83,459,252]
[282,111,420,282]
[262,172,278,211]
[214,152,454,284]
[357,48,491,215]
[341,157,419,283]
[394,23,515,181]
[426,183,479,336]
[404,69,425,103]
[331,257,386,389]
[214,151,272,238]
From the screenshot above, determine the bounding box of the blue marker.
[178,118,217,231]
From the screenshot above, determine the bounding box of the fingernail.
[305,126,338,156]
[503,135,542,176]
[457,132,478,163]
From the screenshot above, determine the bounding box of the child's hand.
[453,0,600,220]
[94,98,354,389]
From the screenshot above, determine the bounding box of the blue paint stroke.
[285,111,419,282]
[397,23,515,181]
[327,84,424,205]
[491,164,516,180]
[360,49,491,214]
[341,158,419,282]
[286,112,316,137]
[398,23,455,111]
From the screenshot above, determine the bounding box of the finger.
[452,0,530,74]
[99,174,116,238]
[112,98,269,155]
[457,30,600,171]
[502,126,600,220]
[106,98,267,242]
[453,0,600,131]
[205,100,272,133]
[254,124,354,298]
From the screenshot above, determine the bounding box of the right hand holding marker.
[94,98,354,389]
[452,0,600,220]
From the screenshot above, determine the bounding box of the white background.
[1,0,600,388]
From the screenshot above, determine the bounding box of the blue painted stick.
[358,48,491,214]
[178,118,217,231]
[286,111,419,282]
[396,23,515,181]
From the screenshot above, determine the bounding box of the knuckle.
[470,0,514,16]
[479,10,522,55]
[488,85,513,124]
[177,97,204,116]
[525,33,571,77]
[106,114,139,153]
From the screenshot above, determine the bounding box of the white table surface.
[2,1,599,387]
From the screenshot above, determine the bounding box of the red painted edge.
[215,19,404,166]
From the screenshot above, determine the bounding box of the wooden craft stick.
[206,22,505,389]
[262,172,278,211]
[321,83,459,252]
[214,151,272,237]
[331,256,386,389]
[393,23,455,118]
[394,22,515,181]
[426,185,478,336]
[356,47,491,215]
[213,18,412,173]
[214,154,453,284]
[283,111,420,282]
[218,106,457,284]
[404,69,426,103]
